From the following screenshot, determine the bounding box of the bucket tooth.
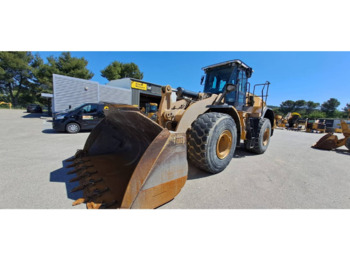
[69,176,82,183]
[67,159,90,168]
[67,169,78,175]
[71,178,103,193]
[71,184,85,193]
[74,149,87,159]
[69,171,98,182]
[68,165,93,175]
[66,162,78,168]
[72,198,85,206]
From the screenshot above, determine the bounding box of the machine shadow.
[187,146,255,180]
[42,129,59,134]
[22,113,43,118]
[335,149,350,155]
[50,157,83,201]
[42,129,90,134]
[234,145,256,158]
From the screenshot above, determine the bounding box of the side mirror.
[200,76,205,85]
[225,83,236,93]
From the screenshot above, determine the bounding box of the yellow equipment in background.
[306,119,326,133]
[286,112,308,131]
[0,102,12,109]
[275,114,288,128]
[146,103,158,118]
[312,120,350,151]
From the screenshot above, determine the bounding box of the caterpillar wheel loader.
[66,60,275,209]
[312,120,350,151]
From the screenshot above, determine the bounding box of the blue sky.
[37,51,350,109]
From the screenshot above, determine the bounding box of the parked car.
[52,103,106,133]
[26,104,43,113]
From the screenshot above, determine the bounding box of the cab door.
[80,104,101,129]
[236,69,248,108]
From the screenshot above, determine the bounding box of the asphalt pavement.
[1,109,349,209]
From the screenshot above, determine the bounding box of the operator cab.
[202,60,253,108]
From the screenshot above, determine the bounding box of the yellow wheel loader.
[275,114,288,128]
[66,60,275,209]
[312,120,350,151]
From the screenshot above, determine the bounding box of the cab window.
[237,70,247,105]
[204,66,237,94]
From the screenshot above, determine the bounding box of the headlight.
[56,114,66,120]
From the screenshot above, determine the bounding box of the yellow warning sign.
[131,81,147,91]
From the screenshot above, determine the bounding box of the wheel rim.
[216,130,232,159]
[68,124,79,133]
[263,127,270,146]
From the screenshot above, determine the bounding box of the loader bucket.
[311,133,338,150]
[67,105,188,209]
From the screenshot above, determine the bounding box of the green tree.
[305,101,320,116]
[343,103,350,116]
[321,98,340,117]
[294,99,306,114]
[32,52,94,92]
[0,52,37,107]
[308,110,326,119]
[101,61,143,81]
[279,100,295,114]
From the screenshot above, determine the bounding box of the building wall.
[99,85,131,105]
[52,75,162,112]
[107,78,131,89]
[53,74,99,112]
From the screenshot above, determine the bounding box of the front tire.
[66,122,80,134]
[187,112,237,174]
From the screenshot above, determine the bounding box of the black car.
[27,104,43,113]
[52,103,106,133]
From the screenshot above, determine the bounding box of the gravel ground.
[1,109,349,209]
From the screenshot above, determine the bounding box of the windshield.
[204,66,238,94]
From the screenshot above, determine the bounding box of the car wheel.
[66,122,80,134]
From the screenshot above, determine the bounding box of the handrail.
[252,81,270,110]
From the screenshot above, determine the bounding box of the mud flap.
[67,107,188,209]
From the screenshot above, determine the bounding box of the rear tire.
[245,118,271,154]
[66,122,80,134]
[187,112,237,174]
[345,137,350,151]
